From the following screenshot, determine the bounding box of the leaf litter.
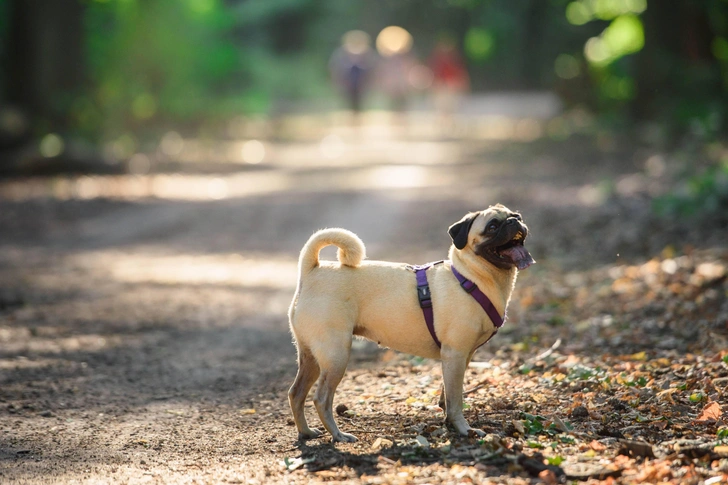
[282,247,728,484]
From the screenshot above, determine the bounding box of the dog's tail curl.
[298,228,366,274]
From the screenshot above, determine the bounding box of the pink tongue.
[501,245,535,270]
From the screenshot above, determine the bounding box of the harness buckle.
[460,279,476,293]
[417,285,432,308]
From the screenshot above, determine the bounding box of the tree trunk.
[6,0,85,130]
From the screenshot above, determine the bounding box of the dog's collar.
[450,264,505,329]
[411,261,505,350]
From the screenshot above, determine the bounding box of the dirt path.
[1,130,726,484]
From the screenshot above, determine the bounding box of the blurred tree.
[634,1,726,130]
[5,0,85,131]
[0,0,727,148]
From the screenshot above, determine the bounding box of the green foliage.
[520,413,573,437]
[5,0,728,142]
[654,161,728,217]
[567,364,606,382]
[464,27,495,62]
[547,455,564,465]
[80,0,242,139]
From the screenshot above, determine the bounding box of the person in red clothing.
[429,36,470,132]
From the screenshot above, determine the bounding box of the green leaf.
[559,435,576,444]
[547,455,565,466]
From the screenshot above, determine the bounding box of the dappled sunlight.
[0,332,125,356]
[0,356,69,371]
[364,165,433,189]
[0,164,457,201]
[108,253,299,289]
[0,172,292,201]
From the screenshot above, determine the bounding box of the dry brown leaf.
[589,440,607,451]
[538,469,558,484]
[695,401,722,422]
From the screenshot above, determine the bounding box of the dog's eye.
[487,221,500,232]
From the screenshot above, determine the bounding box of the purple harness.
[411,260,505,349]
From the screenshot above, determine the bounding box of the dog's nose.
[506,218,517,225]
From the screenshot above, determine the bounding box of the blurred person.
[376,26,416,118]
[329,31,375,118]
[429,36,470,133]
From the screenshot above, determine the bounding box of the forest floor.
[1,115,727,484]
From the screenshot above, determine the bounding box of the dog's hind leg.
[288,345,322,440]
[312,336,357,443]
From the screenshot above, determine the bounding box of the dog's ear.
[448,213,478,250]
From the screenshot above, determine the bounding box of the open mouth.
[490,230,534,270]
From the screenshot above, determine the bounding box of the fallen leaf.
[281,456,315,471]
[713,445,728,455]
[371,437,393,451]
[695,401,722,422]
[538,469,558,484]
[617,440,655,459]
[552,416,571,433]
[589,440,607,451]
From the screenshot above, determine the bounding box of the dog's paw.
[467,428,486,438]
[332,432,358,443]
[298,428,323,440]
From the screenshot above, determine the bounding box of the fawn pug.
[287,204,534,442]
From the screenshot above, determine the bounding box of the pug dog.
[287,204,534,442]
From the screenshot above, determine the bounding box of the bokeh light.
[127,153,152,175]
[554,54,581,79]
[241,140,266,164]
[39,133,64,158]
[464,28,495,62]
[408,65,434,90]
[342,30,371,55]
[376,26,413,57]
[160,131,185,157]
[566,0,646,25]
[584,15,643,67]
[319,134,347,160]
[132,93,157,119]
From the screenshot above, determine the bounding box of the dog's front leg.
[441,347,485,437]
[439,348,477,411]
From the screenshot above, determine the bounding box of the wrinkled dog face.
[448,204,535,270]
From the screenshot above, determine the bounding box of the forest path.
[1,122,724,484]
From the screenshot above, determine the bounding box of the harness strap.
[410,261,506,350]
[410,261,444,348]
[450,265,505,328]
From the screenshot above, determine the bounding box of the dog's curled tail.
[298,228,366,273]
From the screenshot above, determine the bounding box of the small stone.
[571,405,589,418]
[335,404,348,416]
